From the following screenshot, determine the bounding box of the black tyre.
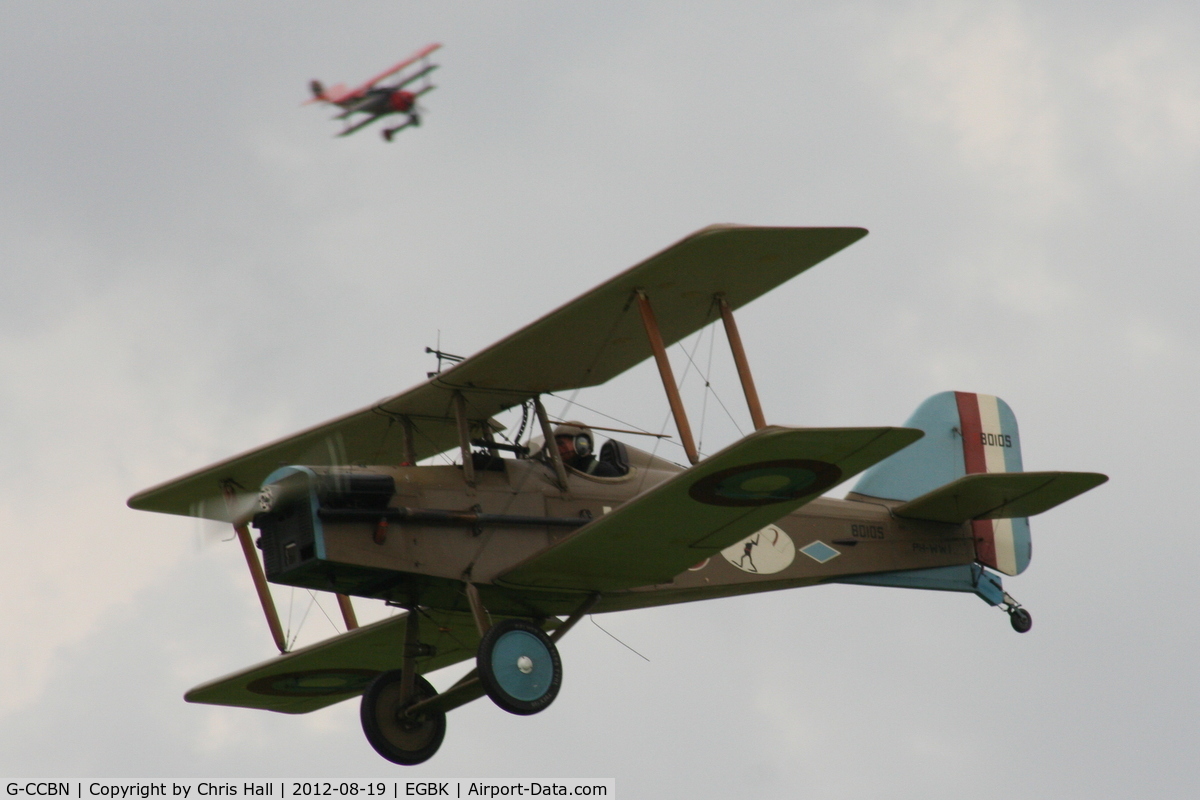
[477,619,562,715]
[1009,607,1033,634]
[360,671,446,765]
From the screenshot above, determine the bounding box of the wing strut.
[400,415,417,465]
[337,594,360,630]
[534,396,571,491]
[549,592,601,643]
[222,484,288,652]
[717,295,767,431]
[453,393,476,487]
[399,604,420,704]
[233,520,288,653]
[465,583,491,636]
[636,290,700,464]
[636,290,771,459]
[225,488,358,649]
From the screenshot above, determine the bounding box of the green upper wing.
[129,225,867,520]
[497,425,922,592]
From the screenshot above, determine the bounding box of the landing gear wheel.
[477,619,562,715]
[1009,607,1033,633]
[360,671,446,765]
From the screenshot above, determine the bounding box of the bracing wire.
[285,586,295,646]
[557,388,582,421]
[544,393,661,439]
[547,323,728,476]
[288,593,316,650]
[678,325,745,439]
[286,591,342,650]
[590,616,650,662]
[673,329,713,454]
[409,417,457,466]
[698,323,717,454]
[308,590,341,634]
[545,324,714,456]
[638,329,710,492]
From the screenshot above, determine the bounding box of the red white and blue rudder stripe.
[954,392,1030,576]
[851,390,1032,576]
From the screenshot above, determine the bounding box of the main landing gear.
[381,114,421,141]
[360,605,447,765]
[1001,593,1033,633]
[477,619,563,715]
[359,590,596,765]
[360,672,446,765]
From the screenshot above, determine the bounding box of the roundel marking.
[247,668,380,697]
[688,460,843,507]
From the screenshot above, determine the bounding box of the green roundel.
[247,668,380,697]
[688,460,842,507]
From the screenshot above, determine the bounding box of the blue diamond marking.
[800,540,841,564]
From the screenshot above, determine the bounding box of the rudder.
[851,391,1031,576]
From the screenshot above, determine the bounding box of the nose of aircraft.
[389,90,416,112]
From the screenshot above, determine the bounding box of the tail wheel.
[477,619,562,715]
[1009,607,1033,633]
[360,671,446,765]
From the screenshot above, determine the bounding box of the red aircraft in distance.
[307,43,441,141]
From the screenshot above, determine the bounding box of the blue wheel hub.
[477,618,563,715]
[491,629,553,701]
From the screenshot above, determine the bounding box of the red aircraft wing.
[346,43,442,97]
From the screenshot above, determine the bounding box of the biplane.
[128,226,1107,765]
[306,43,441,141]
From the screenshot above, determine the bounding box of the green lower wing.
[894,471,1109,524]
[184,609,481,714]
[498,425,923,592]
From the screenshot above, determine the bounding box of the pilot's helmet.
[552,421,594,458]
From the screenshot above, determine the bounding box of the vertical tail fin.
[851,391,1031,575]
[953,392,1029,576]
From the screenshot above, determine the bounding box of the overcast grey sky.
[1,2,1197,796]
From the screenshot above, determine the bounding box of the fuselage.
[253,440,976,619]
[337,88,415,116]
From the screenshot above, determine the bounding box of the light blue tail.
[851,391,1032,576]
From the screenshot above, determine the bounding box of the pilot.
[552,422,621,477]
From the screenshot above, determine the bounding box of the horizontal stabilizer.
[319,83,352,104]
[834,564,1006,606]
[499,425,922,592]
[893,471,1108,524]
[184,609,482,714]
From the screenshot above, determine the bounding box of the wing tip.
[687,223,869,238]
